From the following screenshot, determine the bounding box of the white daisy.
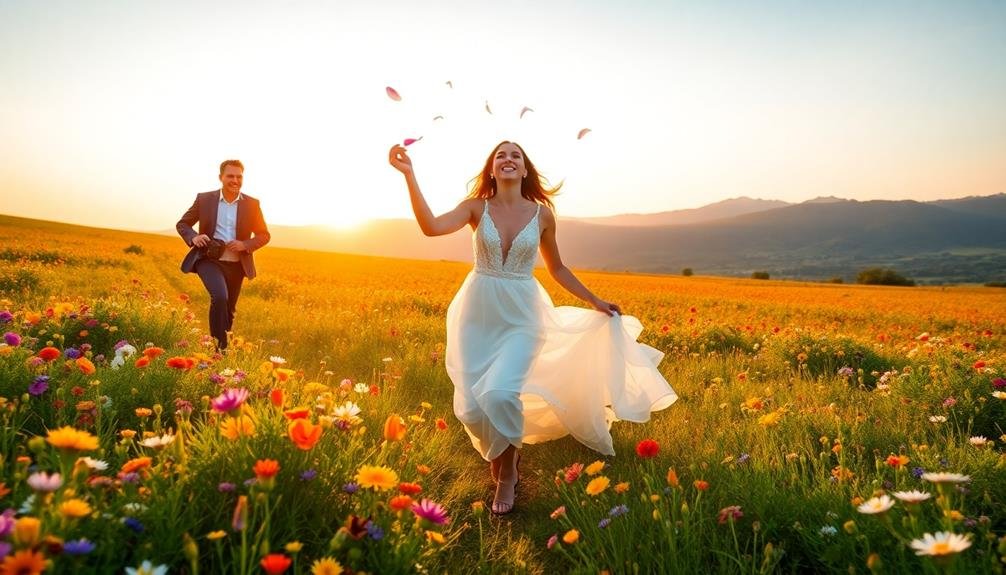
[857,495,895,514]
[892,490,932,504]
[921,472,970,484]
[909,531,972,556]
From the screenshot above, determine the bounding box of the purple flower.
[80,343,91,352]
[343,482,359,494]
[993,378,1006,389]
[123,517,145,533]
[64,347,82,359]
[114,340,131,350]
[411,499,450,525]
[63,538,96,555]
[3,332,21,347]
[120,472,141,484]
[300,469,317,481]
[209,373,225,385]
[0,311,13,323]
[218,482,237,493]
[598,518,611,529]
[911,467,925,479]
[0,541,10,558]
[233,369,248,382]
[609,504,629,517]
[28,356,44,367]
[366,522,384,540]
[210,388,249,413]
[85,319,98,328]
[0,509,16,538]
[174,398,194,414]
[736,453,750,465]
[29,375,50,396]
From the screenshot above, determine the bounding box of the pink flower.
[211,388,249,414]
[564,462,584,483]
[411,499,450,525]
[718,505,744,525]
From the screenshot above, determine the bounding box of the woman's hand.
[591,298,622,317]
[388,144,413,176]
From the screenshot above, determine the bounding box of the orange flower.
[0,482,9,499]
[260,553,291,574]
[693,480,709,491]
[288,418,322,450]
[0,549,46,575]
[398,482,423,495]
[75,357,96,375]
[283,407,310,420]
[166,356,193,370]
[37,347,61,361]
[121,457,153,474]
[142,346,165,359]
[435,417,448,430]
[135,407,153,418]
[383,414,407,441]
[389,495,414,511]
[562,529,580,544]
[274,368,296,382]
[416,464,431,475]
[46,426,99,452]
[666,468,680,488]
[886,454,910,468]
[253,459,281,480]
[270,389,285,408]
[134,356,150,368]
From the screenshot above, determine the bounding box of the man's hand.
[192,234,211,248]
[226,240,248,253]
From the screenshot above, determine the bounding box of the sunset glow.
[1,1,1004,231]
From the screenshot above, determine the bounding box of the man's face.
[219,165,243,196]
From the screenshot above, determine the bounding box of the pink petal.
[403,137,423,146]
[577,128,592,140]
[386,86,402,101]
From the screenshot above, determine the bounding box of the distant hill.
[42,192,1006,284]
[568,197,791,226]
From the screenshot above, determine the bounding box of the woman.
[388,141,676,515]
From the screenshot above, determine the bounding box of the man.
[177,159,270,351]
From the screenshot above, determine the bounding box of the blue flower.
[217,482,236,493]
[343,482,359,494]
[598,518,611,529]
[64,347,82,359]
[300,469,317,481]
[366,522,384,541]
[123,517,145,533]
[911,467,925,479]
[64,538,96,555]
[609,504,629,517]
[736,453,751,465]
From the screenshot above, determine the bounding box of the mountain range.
[195,193,1006,283]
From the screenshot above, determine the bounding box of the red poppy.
[635,438,659,458]
[260,553,291,575]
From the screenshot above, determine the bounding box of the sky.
[1,0,1004,230]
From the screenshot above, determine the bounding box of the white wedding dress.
[446,200,677,461]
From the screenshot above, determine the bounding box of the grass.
[0,213,1004,573]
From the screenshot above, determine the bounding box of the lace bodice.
[474,200,541,279]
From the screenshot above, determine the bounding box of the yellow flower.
[46,426,99,452]
[135,407,153,418]
[585,476,610,496]
[420,401,433,410]
[207,530,227,541]
[59,498,93,518]
[220,415,256,440]
[614,482,630,493]
[426,530,446,544]
[302,382,329,397]
[562,529,580,544]
[356,464,399,491]
[284,541,303,553]
[757,409,783,427]
[311,557,343,575]
[120,429,137,439]
[585,460,605,476]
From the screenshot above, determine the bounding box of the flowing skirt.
[446,271,677,460]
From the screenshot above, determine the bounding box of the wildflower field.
[1,213,1005,574]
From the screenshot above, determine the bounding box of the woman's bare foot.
[491,450,520,515]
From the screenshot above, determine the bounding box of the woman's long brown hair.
[467,141,561,209]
